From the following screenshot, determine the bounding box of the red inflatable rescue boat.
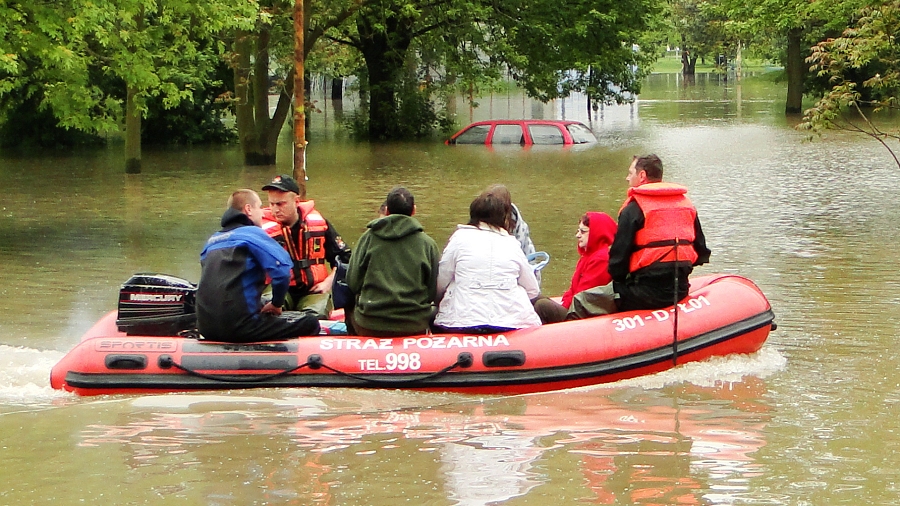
[50,273,775,396]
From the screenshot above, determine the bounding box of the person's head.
[576,213,592,249]
[384,187,415,216]
[262,174,302,227]
[483,184,515,230]
[626,154,664,187]
[576,211,617,254]
[468,184,512,231]
[228,189,264,226]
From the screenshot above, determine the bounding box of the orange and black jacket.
[261,200,351,295]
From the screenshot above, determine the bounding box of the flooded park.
[2,71,900,504]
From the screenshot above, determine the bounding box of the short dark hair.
[634,154,663,181]
[385,187,414,216]
[468,185,512,231]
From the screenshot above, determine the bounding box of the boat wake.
[0,345,70,407]
[584,345,786,391]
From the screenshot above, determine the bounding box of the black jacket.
[608,199,711,310]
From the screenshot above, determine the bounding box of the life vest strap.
[633,238,693,251]
[295,258,326,268]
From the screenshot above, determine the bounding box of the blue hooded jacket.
[196,207,294,340]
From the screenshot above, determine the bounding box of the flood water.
[3,72,900,504]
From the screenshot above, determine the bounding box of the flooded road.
[2,72,899,504]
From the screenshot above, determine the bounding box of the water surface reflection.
[64,374,772,505]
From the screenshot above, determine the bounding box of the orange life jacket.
[262,200,329,288]
[620,182,699,273]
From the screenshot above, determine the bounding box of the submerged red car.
[446,119,597,146]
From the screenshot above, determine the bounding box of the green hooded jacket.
[347,214,440,333]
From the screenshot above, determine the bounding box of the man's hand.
[260,302,283,316]
[310,269,336,294]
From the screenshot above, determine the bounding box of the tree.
[490,0,662,106]
[0,0,257,172]
[326,0,664,140]
[669,0,731,76]
[227,0,364,165]
[323,0,484,139]
[713,0,868,114]
[800,1,900,168]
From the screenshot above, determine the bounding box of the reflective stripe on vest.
[623,182,699,272]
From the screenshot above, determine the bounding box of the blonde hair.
[227,189,260,210]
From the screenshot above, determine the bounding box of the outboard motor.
[116,274,197,336]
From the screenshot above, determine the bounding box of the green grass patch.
[649,55,781,74]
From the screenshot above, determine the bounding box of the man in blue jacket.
[197,189,320,342]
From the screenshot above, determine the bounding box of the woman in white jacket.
[433,185,542,333]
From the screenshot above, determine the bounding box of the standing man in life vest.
[607,154,711,311]
[261,174,352,319]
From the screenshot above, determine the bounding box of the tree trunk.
[231,27,292,166]
[124,9,144,174]
[681,50,696,76]
[331,78,343,100]
[125,84,141,174]
[254,28,271,158]
[233,30,257,161]
[785,27,805,114]
[358,10,413,140]
[365,52,400,140]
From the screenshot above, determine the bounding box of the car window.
[491,124,525,145]
[528,125,565,145]
[453,125,490,144]
[567,124,597,144]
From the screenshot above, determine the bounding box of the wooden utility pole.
[292,0,308,198]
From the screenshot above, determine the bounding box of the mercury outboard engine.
[115,274,197,336]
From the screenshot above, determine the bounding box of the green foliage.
[0,90,105,148]
[305,38,364,78]
[2,0,669,146]
[667,0,742,69]
[0,0,258,144]
[711,0,869,62]
[141,78,238,145]
[343,64,451,140]
[488,0,663,104]
[327,0,664,140]
[799,0,900,167]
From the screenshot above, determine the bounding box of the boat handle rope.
[305,352,474,384]
[157,352,475,385]
[158,355,315,383]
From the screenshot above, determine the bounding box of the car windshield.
[453,125,490,144]
[567,124,597,144]
[491,124,524,144]
[528,125,565,145]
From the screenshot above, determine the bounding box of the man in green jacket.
[347,187,440,336]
